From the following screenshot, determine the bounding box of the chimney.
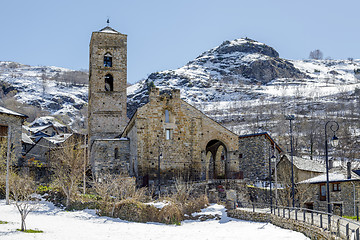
[149,87,159,102]
[347,161,352,179]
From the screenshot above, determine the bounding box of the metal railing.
[236,202,360,240]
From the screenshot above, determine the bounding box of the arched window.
[105,74,113,91]
[104,53,112,67]
[165,109,170,123]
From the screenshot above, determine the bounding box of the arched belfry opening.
[105,74,114,91]
[104,53,113,67]
[205,140,228,179]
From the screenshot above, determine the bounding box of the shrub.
[158,203,183,225]
[112,199,146,222]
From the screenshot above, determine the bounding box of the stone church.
[88,25,282,186]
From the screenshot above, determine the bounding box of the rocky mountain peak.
[206,38,279,58]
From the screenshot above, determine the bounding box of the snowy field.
[0,200,309,240]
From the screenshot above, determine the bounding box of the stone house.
[299,163,360,216]
[238,132,283,182]
[0,106,27,161]
[277,154,325,183]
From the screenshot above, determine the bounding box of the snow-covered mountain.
[0,61,88,128]
[127,38,360,121]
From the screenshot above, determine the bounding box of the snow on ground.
[0,200,309,240]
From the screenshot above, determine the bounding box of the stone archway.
[206,140,228,179]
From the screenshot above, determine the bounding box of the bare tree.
[10,173,38,232]
[50,137,84,208]
[309,49,323,60]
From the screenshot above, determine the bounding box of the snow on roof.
[0,106,27,118]
[98,26,119,34]
[22,133,34,145]
[282,154,326,173]
[28,124,54,134]
[299,167,360,184]
[43,133,72,144]
[29,116,66,128]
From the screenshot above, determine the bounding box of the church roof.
[98,26,120,34]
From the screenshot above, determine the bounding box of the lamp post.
[272,144,278,209]
[269,146,276,213]
[324,121,339,227]
[286,115,295,207]
[158,148,162,197]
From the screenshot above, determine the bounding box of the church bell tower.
[88,24,128,169]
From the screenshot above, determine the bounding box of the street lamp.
[269,147,276,213]
[324,121,339,227]
[158,149,162,196]
[285,114,295,207]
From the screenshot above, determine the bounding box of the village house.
[0,106,27,162]
[277,154,325,183]
[299,162,360,216]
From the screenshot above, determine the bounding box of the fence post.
[346,223,349,240]
[311,212,314,225]
[357,206,359,222]
[288,208,291,219]
[336,219,340,237]
[320,214,323,229]
[356,228,359,240]
[278,207,280,216]
[253,204,255,212]
[303,210,306,222]
[295,209,298,221]
[283,208,285,218]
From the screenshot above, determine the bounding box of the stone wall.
[90,139,130,178]
[228,209,332,240]
[0,113,24,161]
[238,134,280,181]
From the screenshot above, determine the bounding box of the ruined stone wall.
[0,114,24,161]
[124,89,239,183]
[238,135,274,181]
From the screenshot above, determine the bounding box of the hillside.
[1,37,360,162]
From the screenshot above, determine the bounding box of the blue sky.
[1,0,359,83]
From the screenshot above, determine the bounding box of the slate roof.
[22,133,34,145]
[299,167,360,184]
[281,154,326,173]
[0,106,27,118]
[98,26,119,34]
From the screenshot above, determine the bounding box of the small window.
[165,110,170,123]
[333,183,341,192]
[115,148,119,159]
[165,129,171,140]
[319,184,326,201]
[0,125,8,137]
[104,53,112,67]
[105,74,113,91]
